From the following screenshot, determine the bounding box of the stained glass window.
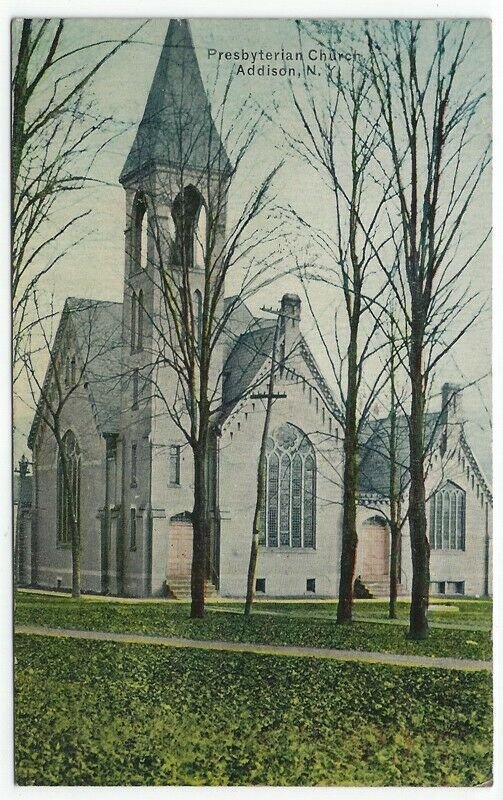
[263,423,316,549]
[430,482,465,551]
[57,431,80,545]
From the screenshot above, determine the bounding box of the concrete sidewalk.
[15,624,492,672]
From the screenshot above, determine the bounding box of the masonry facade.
[20,19,492,600]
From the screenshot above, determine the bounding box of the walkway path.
[15,624,492,672]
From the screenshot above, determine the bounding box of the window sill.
[259,546,317,553]
[56,542,72,550]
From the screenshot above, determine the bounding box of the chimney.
[280,293,301,360]
[442,382,462,423]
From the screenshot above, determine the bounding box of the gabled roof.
[67,298,123,435]
[120,19,231,183]
[223,320,276,409]
[358,411,493,506]
[28,298,123,449]
[359,412,442,497]
[220,299,343,422]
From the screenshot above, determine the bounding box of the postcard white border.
[2,2,501,799]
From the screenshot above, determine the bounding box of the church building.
[20,20,492,600]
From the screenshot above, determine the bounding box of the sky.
[12,16,492,479]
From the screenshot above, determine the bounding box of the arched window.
[130,292,136,352]
[70,357,76,385]
[429,481,465,551]
[194,289,202,348]
[65,357,70,387]
[137,289,144,351]
[171,185,204,267]
[57,431,81,545]
[194,203,207,266]
[260,423,316,549]
[133,193,148,271]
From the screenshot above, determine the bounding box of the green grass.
[15,592,492,661]
[217,598,493,628]
[15,634,492,786]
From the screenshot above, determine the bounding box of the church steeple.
[120,19,231,184]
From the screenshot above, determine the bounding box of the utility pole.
[244,305,290,615]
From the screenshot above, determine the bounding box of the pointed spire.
[120,20,231,183]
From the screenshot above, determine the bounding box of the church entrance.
[167,512,193,579]
[357,515,390,582]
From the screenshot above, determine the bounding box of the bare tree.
[358,308,411,618]
[365,20,491,638]
[12,18,144,379]
[280,21,392,624]
[21,295,122,597]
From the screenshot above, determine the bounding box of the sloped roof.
[222,320,276,410]
[358,411,492,505]
[120,19,231,183]
[28,298,123,448]
[358,412,443,497]
[221,296,256,361]
[220,298,343,423]
[359,412,443,497]
[66,298,123,435]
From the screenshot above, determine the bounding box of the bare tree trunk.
[71,524,81,599]
[388,318,399,620]
[407,335,429,639]
[12,20,31,198]
[244,451,267,617]
[191,444,208,619]
[389,521,400,619]
[337,341,359,625]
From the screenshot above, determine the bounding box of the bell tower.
[117,19,231,596]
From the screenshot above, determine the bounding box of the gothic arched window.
[429,481,465,550]
[57,430,81,545]
[194,289,202,348]
[130,292,136,352]
[133,193,148,271]
[171,185,204,267]
[137,289,144,351]
[260,423,316,549]
[194,204,207,266]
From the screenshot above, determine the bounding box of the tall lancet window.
[429,481,466,550]
[194,203,207,267]
[130,292,136,353]
[260,423,316,549]
[57,431,81,546]
[194,289,202,349]
[133,193,148,271]
[137,289,144,352]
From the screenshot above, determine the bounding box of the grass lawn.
[15,592,492,661]
[232,598,493,628]
[15,633,492,786]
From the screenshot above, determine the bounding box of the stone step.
[362,580,408,598]
[165,578,219,599]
